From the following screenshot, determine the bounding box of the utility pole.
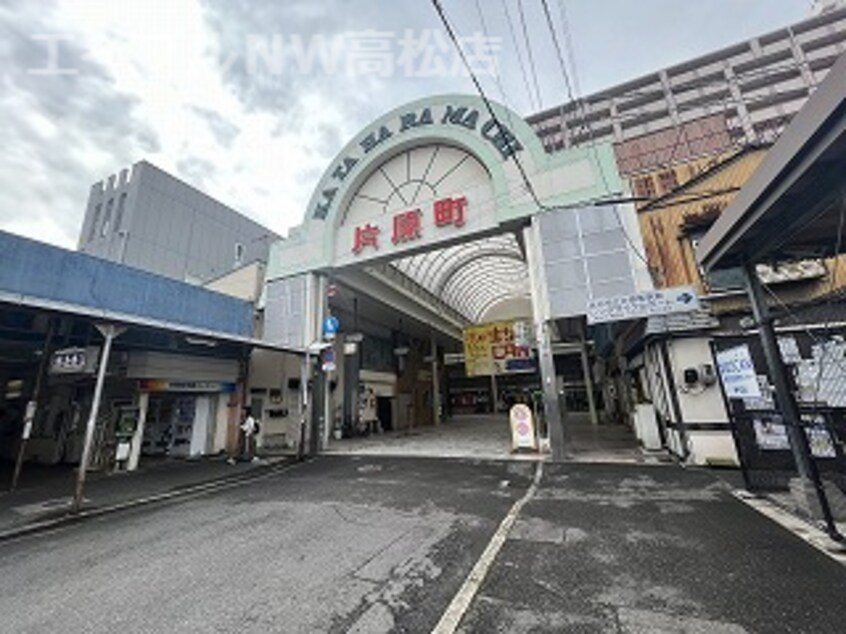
[72,324,123,513]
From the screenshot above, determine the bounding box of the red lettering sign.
[392,209,422,244]
[352,223,380,253]
[434,196,467,228]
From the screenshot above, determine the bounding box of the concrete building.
[78,160,279,284]
[527,5,846,174]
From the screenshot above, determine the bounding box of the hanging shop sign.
[49,346,100,375]
[586,286,699,324]
[463,320,536,377]
[509,403,538,451]
[138,379,236,393]
[715,344,761,399]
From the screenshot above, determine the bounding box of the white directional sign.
[586,286,699,325]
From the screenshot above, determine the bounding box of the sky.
[0,0,812,249]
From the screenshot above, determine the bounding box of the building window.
[100,198,114,237]
[234,243,245,267]
[88,203,102,242]
[114,193,127,233]
[633,175,656,200]
[656,169,678,193]
[689,230,745,292]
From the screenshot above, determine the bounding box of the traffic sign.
[321,347,336,372]
[322,315,340,340]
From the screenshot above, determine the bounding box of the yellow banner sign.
[463,320,534,377]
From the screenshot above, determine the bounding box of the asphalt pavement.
[0,456,283,537]
[0,456,844,633]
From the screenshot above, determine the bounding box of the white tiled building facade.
[527,6,846,174]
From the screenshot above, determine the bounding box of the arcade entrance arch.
[265,94,647,460]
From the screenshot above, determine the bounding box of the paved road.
[0,457,844,633]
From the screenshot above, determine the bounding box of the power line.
[473,0,521,132]
[539,0,652,271]
[431,0,547,211]
[556,0,582,97]
[516,0,544,110]
[500,0,538,113]
[434,0,756,273]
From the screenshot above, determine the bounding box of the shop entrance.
[264,94,648,460]
[142,392,219,459]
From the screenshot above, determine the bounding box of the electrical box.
[699,363,717,386]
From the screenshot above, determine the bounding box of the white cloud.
[0,0,809,249]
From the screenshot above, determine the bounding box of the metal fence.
[712,331,846,499]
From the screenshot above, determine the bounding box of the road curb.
[0,458,302,543]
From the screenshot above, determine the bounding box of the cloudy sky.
[0,0,810,248]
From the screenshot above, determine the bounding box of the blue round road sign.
[322,315,340,337]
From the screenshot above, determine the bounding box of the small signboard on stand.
[509,404,538,452]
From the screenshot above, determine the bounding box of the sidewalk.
[0,455,288,538]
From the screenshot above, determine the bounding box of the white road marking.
[431,462,543,634]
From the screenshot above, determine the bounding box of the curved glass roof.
[391,233,528,323]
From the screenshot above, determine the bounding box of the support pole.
[10,319,55,491]
[743,263,842,541]
[127,392,148,472]
[490,372,499,415]
[537,320,565,460]
[72,324,122,513]
[431,334,440,426]
[313,275,330,452]
[298,353,310,461]
[579,322,599,426]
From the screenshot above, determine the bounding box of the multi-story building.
[78,160,279,284]
[526,8,846,466]
[527,5,846,183]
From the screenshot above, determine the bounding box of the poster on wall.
[463,320,535,377]
[716,344,761,399]
[803,415,837,458]
[753,418,790,451]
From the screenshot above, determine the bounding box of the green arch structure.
[266,93,623,281]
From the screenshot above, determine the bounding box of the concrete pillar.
[723,63,757,144]
[523,218,564,459]
[127,392,148,471]
[537,320,565,460]
[579,330,599,426]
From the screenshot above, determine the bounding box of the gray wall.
[264,275,308,348]
[535,204,643,319]
[78,161,279,283]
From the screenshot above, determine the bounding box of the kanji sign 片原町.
[352,196,467,254]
